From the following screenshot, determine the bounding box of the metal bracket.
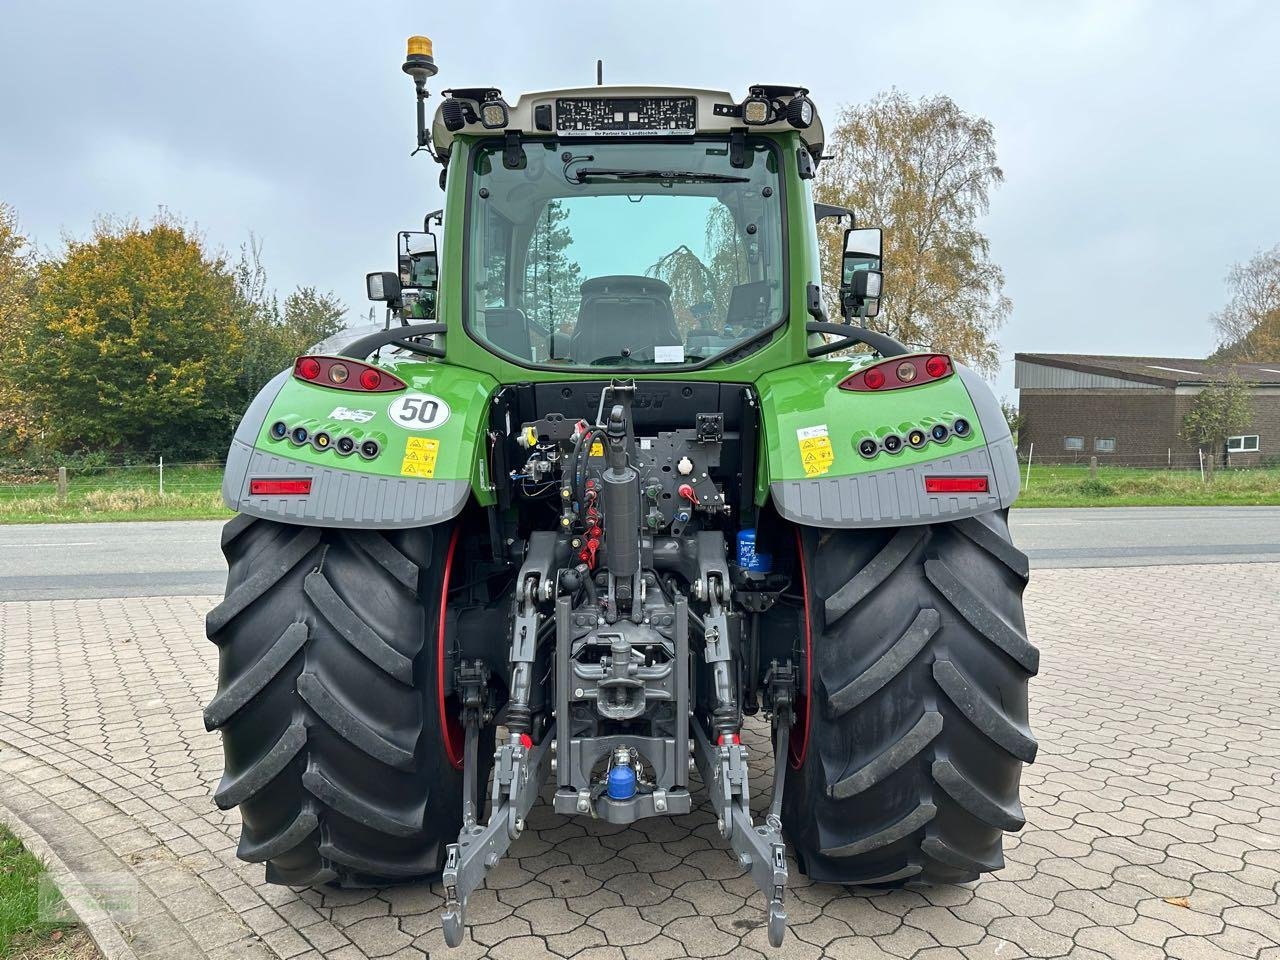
[503,130,525,169]
[441,725,554,947]
[692,722,788,947]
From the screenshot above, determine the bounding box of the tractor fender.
[757,357,1020,528]
[221,361,497,528]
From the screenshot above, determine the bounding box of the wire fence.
[0,459,225,504]
[1014,447,1280,493]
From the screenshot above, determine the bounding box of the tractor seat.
[569,276,681,363]
[725,280,774,333]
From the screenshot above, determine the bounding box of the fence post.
[57,466,68,503]
[1089,456,1098,479]
[159,456,164,496]
[1198,448,1205,483]
[1023,442,1034,491]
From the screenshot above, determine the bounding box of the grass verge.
[0,824,96,959]
[1015,464,1280,507]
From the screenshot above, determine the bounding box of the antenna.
[596,59,603,86]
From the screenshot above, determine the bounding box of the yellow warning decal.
[400,436,440,478]
[589,441,605,458]
[797,424,835,477]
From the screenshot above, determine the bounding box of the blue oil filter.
[736,529,772,573]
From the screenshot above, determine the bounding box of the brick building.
[1014,354,1280,466]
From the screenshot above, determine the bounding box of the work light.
[742,96,772,124]
[480,100,509,128]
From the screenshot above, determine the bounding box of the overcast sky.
[2,0,1278,398]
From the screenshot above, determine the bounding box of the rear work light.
[841,354,954,392]
[924,476,989,494]
[250,478,313,496]
[293,355,406,393]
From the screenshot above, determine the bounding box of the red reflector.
[925,476,989,494]
[250,478,313,496]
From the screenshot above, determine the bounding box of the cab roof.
[429,84,824,161]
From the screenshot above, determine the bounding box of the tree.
[1000,398,1025,445]
[0,203,38,454]
[1180,374,1254,477]
[648,205,747,331]
[17,215,245,458]
[524,200,582,337]
[815,90,1010,374]
[1211,244,1280,362]
[232,238,347,410]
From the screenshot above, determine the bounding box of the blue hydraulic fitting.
[607,763,636,800]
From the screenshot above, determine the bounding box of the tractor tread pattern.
[303,766,425,837]
[236,808,319,863]
[823,527,927,623]
[783,510,1036,887]
[207,527,322,637]
[203,621,309,731]
[934,658,1038,763]
[821,802,937,858]
[297,671,416,770]
[303,570,415,684]
[925,557,1039,673]
[932,759,1026,831]
[826,608,940,716]
[213,721,308,810]
[828,711,942,800]
[206,517,462,888]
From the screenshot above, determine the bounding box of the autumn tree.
[0,203,38,454]
[1180,374,1254,477]
[815,90,1010,374]
[17,215,245,458]
[1211,244,1280,362]
[232,236,347,404]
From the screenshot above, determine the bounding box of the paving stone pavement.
[2,562,1280,959]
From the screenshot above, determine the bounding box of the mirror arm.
[805,321,908,359]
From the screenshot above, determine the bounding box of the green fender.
[754,354,1020,527]
[222,356,497,528]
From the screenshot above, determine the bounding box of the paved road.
[2,506,1280,600]
[4,563,1278,959]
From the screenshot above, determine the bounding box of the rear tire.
[781,510,1038,885]
[204,515,463,886]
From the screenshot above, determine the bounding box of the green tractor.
[205,35,1036,949]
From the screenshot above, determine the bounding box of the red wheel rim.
[438,526,465,769]
[789,527,811,769]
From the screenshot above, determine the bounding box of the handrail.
[340,323,447,360]
[805,322,909,359]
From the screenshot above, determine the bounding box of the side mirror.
[398,230,439,292]
[841,226,883,320]
[366,271,401,302]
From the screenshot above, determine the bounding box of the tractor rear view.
[205,35,1036,948]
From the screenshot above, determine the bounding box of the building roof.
[1015,353,1280,387]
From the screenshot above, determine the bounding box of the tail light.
[925,476,989,494]
[293,355,406,393]
[250,478,313,496]
[841,354,953,392]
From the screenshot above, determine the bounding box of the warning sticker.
[797,424,835,477]
[400,437,440,478]
[589,441,605,458]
